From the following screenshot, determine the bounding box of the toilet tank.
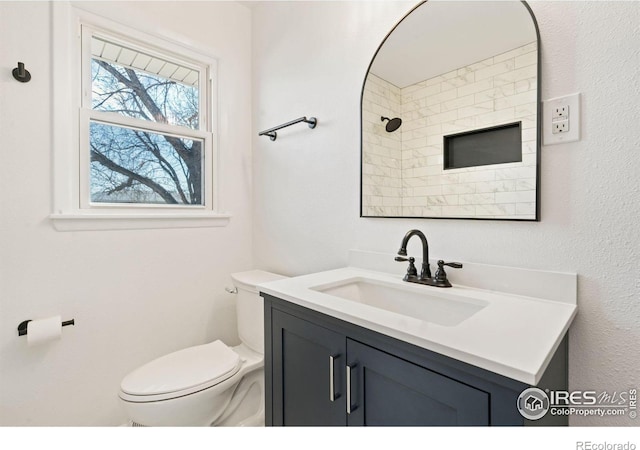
[230,270,287,354]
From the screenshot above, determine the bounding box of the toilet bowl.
[118,270,286,426]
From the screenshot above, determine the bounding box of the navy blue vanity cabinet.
[263,293,568,427]
[345,339,489,425]
[269,308,346,425]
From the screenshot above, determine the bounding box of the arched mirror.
[361,1,540,220]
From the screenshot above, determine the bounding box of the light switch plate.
[543,93,580,145]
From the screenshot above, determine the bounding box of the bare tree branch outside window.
[90,57,202,205]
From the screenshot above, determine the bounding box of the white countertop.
[259,264,577,385]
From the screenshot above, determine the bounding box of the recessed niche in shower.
[443,122,522,170]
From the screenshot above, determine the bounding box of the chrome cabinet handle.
[329,355,336,402]
[346,365,352,414]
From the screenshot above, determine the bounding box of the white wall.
[0,1,252,425]
[252,1,640,426]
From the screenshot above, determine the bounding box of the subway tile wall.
[362,73,403,216]
[362,41,538,219]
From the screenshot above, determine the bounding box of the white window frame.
[50,3,230,231]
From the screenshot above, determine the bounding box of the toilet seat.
[119,340,242,403]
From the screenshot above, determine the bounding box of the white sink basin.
[311,277,488,327]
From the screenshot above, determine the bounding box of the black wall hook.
[12,62,31,83]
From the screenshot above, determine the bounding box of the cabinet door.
[271,309,346,426]
[346,339,490,426]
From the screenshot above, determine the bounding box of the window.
[83,30,209,207]
[80,25,212,207]
[51,5,228,231]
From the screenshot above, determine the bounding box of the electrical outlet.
[543,93,580,145]
[552,120,569,134]
[552,105,569,119]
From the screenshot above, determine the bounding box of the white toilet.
[118,270,286,426]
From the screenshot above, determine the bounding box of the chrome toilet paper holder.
[17,318,75,337]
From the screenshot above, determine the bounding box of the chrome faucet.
[394,229,462,288]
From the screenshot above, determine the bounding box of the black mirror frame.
[359,0,542,222]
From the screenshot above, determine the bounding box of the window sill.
[49,212,231,232]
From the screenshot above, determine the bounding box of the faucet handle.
[434,260,462,285]
[395,256,417,278]
[438,260,463,269]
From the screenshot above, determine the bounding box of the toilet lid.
[121,340,241,396]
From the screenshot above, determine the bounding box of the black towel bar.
[259,116,317,141]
